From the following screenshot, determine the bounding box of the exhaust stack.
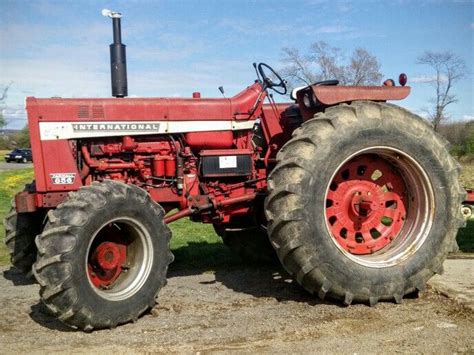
[102,9,128,98]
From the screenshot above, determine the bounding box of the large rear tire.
[265,102,465,305]
[33,180,173,331]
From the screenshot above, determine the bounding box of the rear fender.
[296,85,411,120]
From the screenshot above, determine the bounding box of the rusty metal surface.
[14,192,37,213]
[311,86,411,106]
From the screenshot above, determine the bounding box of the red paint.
[185,131,233,149]
[311,85,411,106]
[152,156,165,176]
[26,82,262,122]
[465,190,474,203]
[15,192,37,213]
[88,241,127,288]
[326,155,407,255]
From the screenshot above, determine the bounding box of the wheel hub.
[88,241,127,288]
[350,187,380,217]
[94,242,123,270]
[326,154,407,255]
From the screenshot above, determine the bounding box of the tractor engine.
[77,131,264,223]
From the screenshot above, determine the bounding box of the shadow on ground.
[169,241,330,305]
[2,267,35,286]
[12,240,328,332]
[29,303,74,332]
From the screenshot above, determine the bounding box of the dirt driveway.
[1,265,473,354]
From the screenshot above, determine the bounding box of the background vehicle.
[4,10,465,331]
[4,148,33,163]
[461,189,474,219]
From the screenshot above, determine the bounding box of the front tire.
[4,183,45,273]
[265,102,465,305]
[33,181,173,330]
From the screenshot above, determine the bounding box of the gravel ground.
[0,265,473,354]
[0,161,33,171]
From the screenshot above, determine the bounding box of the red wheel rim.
[88,240,127,289]
[326,154,408,255]
[86,218,154,300]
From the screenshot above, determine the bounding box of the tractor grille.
[77,105,105,119]
[92,105,104,118]
[78,105,89,119]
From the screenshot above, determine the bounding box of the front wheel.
[4,183,46,274]
[33,181,173,330]
[265,102,465,305]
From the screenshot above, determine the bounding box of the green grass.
[0,164,472,268]
[168,218,240,272]
[0,168,35,265]
[459,158,474,188]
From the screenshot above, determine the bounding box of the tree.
[280,41,382,92]
[0,82,12,129]
[417,51,467,131]
[15,125,31,148]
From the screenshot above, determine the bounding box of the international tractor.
[4,10,466,331]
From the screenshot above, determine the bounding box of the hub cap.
[86,217,153,301]
[324,148,434,268]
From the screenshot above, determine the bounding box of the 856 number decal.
[50,173,76,185]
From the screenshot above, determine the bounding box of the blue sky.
[0,0,472,129]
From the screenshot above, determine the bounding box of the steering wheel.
[257,63,287,95]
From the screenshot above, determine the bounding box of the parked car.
[4,148,33,163]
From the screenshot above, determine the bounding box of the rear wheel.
[33,180,173,331]
[265,102,465,305]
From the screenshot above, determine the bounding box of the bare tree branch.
[417,51,467,131]
[0,82,13,129]
[280,41,382,92]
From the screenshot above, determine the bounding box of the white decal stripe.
[39,120,256,141]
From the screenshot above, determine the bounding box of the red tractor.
[5,11,465,331]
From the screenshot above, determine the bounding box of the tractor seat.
[290,80,339,100]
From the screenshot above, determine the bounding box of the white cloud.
[462,115,474,121]
[1,105,27,129]
[217,19,356,38]
[410,74,448,83]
